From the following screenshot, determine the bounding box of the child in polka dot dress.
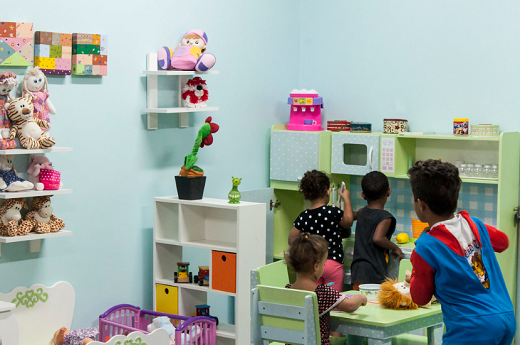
[288,170,354,292]
[285,233,367,345]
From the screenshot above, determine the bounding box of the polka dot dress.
[286,284,347,345]
[294,206,345,264]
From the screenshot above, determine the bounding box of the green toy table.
[330,291,443,345]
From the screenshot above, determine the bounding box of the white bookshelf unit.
[143,53,219,130]
[153,197,266,345]
[0,147,73,256]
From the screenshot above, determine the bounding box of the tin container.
[327,120,351,132]
[453,118,469,135]
[350,122,372,133]
[383,118,408,134]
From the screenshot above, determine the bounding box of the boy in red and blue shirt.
[408,159,515,345]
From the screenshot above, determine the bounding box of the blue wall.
[0,0,300,329]
[300,1,520,133]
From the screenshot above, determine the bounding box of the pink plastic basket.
[39,169,61,190]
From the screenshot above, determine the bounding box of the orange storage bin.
[411,216,429,239]
[212,251,236,293]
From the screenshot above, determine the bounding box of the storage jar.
[383,119,408,134]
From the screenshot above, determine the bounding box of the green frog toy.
[228,176,242,204]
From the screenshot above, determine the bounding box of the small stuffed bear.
[0,155,34,192]
[6,94,56,149]
[26,195,65,234]
[27,155,62,191]
[52,327,98,345]
[22,67,56,133]
[0,198,33,237]
[147,316,176,343]
[158,30,216,72]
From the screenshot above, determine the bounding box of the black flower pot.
[175,176,206,200]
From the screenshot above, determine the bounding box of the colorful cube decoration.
[71,33,107,76]
[34,31,72,75]
[0,22,33,67]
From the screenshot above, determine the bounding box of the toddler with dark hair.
[408,159,515,345]
[351,171,403,290]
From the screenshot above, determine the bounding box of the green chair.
[251,284,347,345]
[256,260,291,287]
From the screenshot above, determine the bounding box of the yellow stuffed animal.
[378,270,437,310]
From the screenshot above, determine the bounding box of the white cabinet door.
[270,131,320,182]
[331,133,380,175]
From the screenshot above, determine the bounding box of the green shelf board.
[393,174,498,185]
[395,134,500,141]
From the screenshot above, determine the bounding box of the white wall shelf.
[0,230,72,257]
[144,52,219,130]
[0,188,72,199]
[153,197,266,345]
[0,147,73,155]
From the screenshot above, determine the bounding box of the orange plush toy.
[378,270,437,310]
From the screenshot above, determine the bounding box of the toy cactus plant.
[176,116,219,200]
[179,116,219,177]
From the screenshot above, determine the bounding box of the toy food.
[182,76,208,108]
[0,155,34,192]
[6,94,56,149]
[396,233,409,244]
[22,67,56,132]
[158,30,216,72]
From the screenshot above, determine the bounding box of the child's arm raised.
[373,218,403,260]
[336,294,367,313]
[338,187,354,228]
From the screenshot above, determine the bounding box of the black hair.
[285,233,328,274]
[361,171,389,202]
[408,159,461,217]
[298,170,331,201]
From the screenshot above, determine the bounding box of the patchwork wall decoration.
[34,31,72,75]
[71,33,107,76]
[0,22,33,66]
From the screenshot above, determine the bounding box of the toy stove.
[287,89,323,131]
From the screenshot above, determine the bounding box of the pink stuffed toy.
[27,155,62,191]
[158,30,216,72]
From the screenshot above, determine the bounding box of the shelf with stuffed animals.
[0,69,72,255]
[144,30,219,130]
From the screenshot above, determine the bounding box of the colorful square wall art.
[34,31,72,75]
[0,22,34,67]
[71,33,107,76]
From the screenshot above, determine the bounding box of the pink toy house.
[287,89,323,131]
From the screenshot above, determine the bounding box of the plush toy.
[27,155,62,191]
[22,67,56,132]
[52,327,98,345]
[0,155,34,192]
[26,195,65,234]
[0,71,18,149]
[6,94,56,149]
[181,77,209,108]
[0,198,33,237]
[378,270,436,310]
[147,316,176,343]
[158,30,216,72]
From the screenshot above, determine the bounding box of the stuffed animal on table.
[181,77,209,108]
[147,316,176,344]
[6,94,56,149]
[22,67,56,133]
[26,195,65,234]
[27,155,62,191]
[0,198,33,237]
[0,71,18,149]
[228,176,242,204]
[158,30,216,72]
[0,155,34,192]
[52,327,98,345]
[378,270,436,310]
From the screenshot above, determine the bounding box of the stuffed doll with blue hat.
[158,30,216,72]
